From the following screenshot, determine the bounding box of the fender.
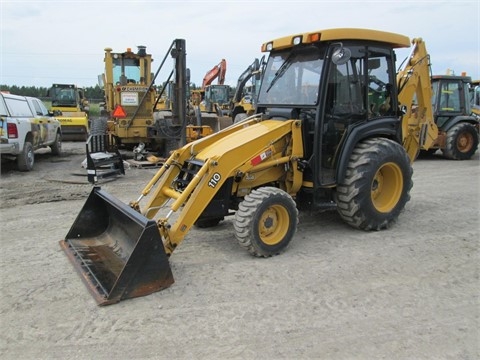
[438,115,479,133]
[335,117,401,183]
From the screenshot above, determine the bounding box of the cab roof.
[261,28,411,52]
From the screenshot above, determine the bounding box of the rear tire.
[50,132,62,156]
[17,141,34,171]
[234,187,298,257]
[442,123,478,160]
[336,138,413,230]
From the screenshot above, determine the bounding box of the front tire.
[336,138,413,230]
[234,187,298,257]
[17,141,34,171]
[442,123,478,160]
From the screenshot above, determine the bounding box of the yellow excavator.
[60,28,440,305]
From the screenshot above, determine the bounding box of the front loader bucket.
[59,187,174,305]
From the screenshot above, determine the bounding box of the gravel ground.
[0,141,478,360]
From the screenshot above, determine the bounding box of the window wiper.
[265,52,295,93]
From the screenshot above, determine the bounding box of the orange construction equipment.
[202,59,227,88]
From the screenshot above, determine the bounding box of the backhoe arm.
[202,59,227,89]
[396,37,438,162]
[232,58,261,103]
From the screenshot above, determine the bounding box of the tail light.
[7,123,18,138]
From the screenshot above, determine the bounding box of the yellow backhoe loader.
[426,74,479,159]
[60,28,440,305]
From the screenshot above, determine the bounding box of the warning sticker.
[251,149,273,166]
[121,92,139,106]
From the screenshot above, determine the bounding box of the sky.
[1,0,479,90]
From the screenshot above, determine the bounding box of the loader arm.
[135,117,304,255]
[396,37,438,161]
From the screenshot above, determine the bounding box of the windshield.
[258,48,324,106]
[113,57,141,84]
[51,87,76,106]
[208,85,230,104]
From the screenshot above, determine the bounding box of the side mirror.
[97,75,105,87]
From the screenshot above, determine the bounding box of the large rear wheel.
[442,122,478,160]
[234,187,298,257]
[336,138,413,230]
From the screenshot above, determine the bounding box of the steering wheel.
[368,75,386,93]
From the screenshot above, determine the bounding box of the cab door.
[29,98,56,145]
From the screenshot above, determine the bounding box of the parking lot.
[0,141,478,359]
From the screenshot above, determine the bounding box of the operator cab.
[256,37,400,186]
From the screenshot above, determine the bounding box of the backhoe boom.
[397,38,438,161]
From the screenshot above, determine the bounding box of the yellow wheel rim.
[371,162,403,213]
[259,205,290,245]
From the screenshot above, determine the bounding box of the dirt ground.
[0,140,478,360]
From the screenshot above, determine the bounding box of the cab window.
[434,80,462,112]
[5,97,33,117]
[258,48,324,106]
[0,97,8,116]
[324,45,394,120]
[30,99,48,116]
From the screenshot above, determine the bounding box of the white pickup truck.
[0,92,62,171]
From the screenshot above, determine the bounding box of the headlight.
[293,36,302,45]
